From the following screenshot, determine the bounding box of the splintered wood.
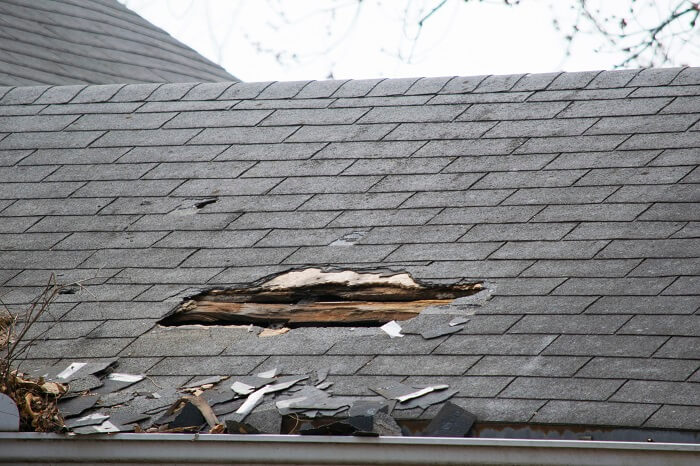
[160,268,483,328]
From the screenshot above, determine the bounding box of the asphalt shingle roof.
[0,0,236,85]
[0,67,698,431]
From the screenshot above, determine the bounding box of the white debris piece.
[396,384,449,403]
[380,320,404,338]
[57,362,87,380]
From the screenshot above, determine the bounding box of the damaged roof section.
[0,67,699,433]
[160,268,483,327]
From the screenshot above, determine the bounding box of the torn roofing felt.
[0,67,698,432]
[0,0,237,86]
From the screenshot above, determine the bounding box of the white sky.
[121,0,699,82]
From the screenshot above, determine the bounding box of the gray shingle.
[586,114,698,134]
[654,337,700,359]
[75,180,182,197]
[527,88,633,102]
[370,173,482,192]
[218,143,325,161]
[300,192,411,211]
[619,132,700,150]
[534,204,649,222]
[359,355,479,375]
[501,377,623,401]
[435,335,556,355]
[629,258,700,277]
[485,118,596,138]
[242,159,352,177]
[560,97,672,117]
[142,161,254,179]
[182,247,295,267]
[313,141,423,159]
[460,223,574,242]
[112,267,222,285]
[67,112,176,131]
[548,71,599,89]
[386,242,501,261]
[430,205,542,224]
[218,82,272,100]
[286,124,396,143]
[230,211,339,229]
[154,230,267,248]
[506,186,616,206]
[491,241,607,260]
[586,69,639,88]
[148,356,266,376]
[295,79,347,99]
[405,76,452,95]
[182,82,234,101]
[473,170,587,189]
[577,166,692,186]
[0,114,77,132]
[445,154,555,173]
[597,238,700,258]
[645,405,700,430]
[189,126,296,145]
[509,315,628,334]
[283,245,397,265]
[53,231,166,249]
[270,176,380,194]
[511,72,561,91]
[543,335,666,357]
[146,83,196,101]
[415,138,526,157]
[46,163,154,181]
[545,150,660,169]
[531,401,657,427]
[577,357,698,381]
[71,84,123,103]
[19,147,129,165]
[567,221,684,239]
[358,105,466,124]
[358,225,469,244]
[41,102,141,114]
[515,135,627,154]
[611,381,698,405]
[0,130,103,149]
[331,79,383,98]
[554,277,674,296]
[165,110,271,128]
[384,121,494,140]
[173,178,281,196]
[401,189,513,208]
[628,68,683,86]
[329,208,439,227]
[92,128,199,147]
[79,248,193,268]
[128,212,238,231]
[522,259,640,278]
[468,356,588,377]
[261,108,367,126]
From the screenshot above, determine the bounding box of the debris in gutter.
[159,267,483,328]
[380,320,404,338]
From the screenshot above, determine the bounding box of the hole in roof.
[158,268,483,328]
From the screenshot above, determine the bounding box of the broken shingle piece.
[182,375,226,389]
[58,395,99,418]
[92,373,144,395]
[420,401,476,437]
[65,412,110,429]
[72,420,121,435]
[449,317,469,327]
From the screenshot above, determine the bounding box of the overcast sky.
[121,0,698,82]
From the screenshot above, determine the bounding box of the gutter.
[1,433,699,465]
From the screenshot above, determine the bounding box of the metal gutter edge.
[0,433,698,465]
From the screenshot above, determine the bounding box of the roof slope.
[0,68,698,431]
[0,0,236,85]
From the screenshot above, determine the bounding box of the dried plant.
[0,274,71,432]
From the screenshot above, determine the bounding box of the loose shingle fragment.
[420,402,476,437]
